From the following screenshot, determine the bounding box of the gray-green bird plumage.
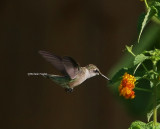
[39,51,109,92]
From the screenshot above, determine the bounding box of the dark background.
[1,0,144,129]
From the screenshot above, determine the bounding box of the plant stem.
[142,63,148,72]
[128,48,149,73]
[130,51,136,57]
[134,87,152,93]
[144,0,149,8]
[153,85,157,127]
[153,62,157,127]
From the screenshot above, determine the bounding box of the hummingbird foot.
[65,88,73,93]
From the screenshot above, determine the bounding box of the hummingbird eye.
[94,69,99,73]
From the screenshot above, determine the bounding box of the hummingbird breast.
[69,67,90,88]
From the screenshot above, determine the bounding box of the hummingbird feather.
[39,51,67,75]
[39,50,80,79]
[43,74,71,88]
[62,56,80,79]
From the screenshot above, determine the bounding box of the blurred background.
[1,0,159,129]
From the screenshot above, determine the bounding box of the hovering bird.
[39,51,110,92]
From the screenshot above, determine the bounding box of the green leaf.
[146,121,160,129]
[128,121,146,129]
[150,1,160,19]
[110,66,137,84]
[150,81,154,88]
[143,49,160,64]
[135,76,142,81]
[129,121,160,129]
[147,101,160,122]
[138,7,157,43]
[126,45,135,56]
[152,1,160,7]
[137,13,146,34]
[134,54,149,65]
[110,67,128,84]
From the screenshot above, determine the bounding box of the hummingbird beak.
[99,72,110,81]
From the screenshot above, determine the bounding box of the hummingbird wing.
[62,56,80,79]
[39,51,68,75]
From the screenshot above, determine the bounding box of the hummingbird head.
[86,64,110,80]
[86,64,100,77]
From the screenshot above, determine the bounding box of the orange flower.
[119,73,136,99]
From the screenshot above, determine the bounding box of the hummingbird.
[39,50,110,92]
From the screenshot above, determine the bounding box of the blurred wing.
[62,56,80,79]
[39,51,67,75]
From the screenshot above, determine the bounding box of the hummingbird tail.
[42,74,71,87]
[27,73,48,76]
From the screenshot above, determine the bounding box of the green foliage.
[154,2,160,19]
[144,49,160,63]
[109,0,160,126]
[126,45,135,56]
[149,1,160,19]
[111,67,135,84]
[129,121,160,129]
[128,121,146,129]
[147,121,160,129]
[147,102,160,122]
[134,54,149,65]
[138,0,160,43]
[111,47,160,123]
[111,48,160,84]
[138,7,157,43]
